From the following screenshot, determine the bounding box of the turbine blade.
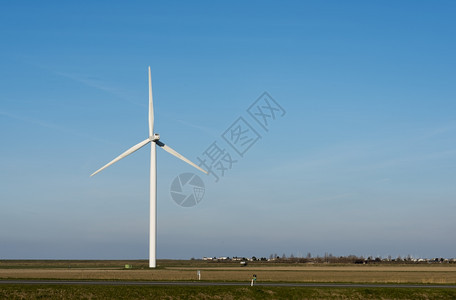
[156,141,208,174]
[148,66,154,137]
[91,138,151,176]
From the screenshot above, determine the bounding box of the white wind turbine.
[91,67,207,268]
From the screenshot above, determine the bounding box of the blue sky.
[1,1,455,260]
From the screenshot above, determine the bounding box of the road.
[1,280,455,288]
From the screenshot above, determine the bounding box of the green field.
[1,284,456,300]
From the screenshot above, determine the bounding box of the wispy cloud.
[412,121,456,142]
[355,149,456,172]
[24,61,144,108]
[375,178,391,184]
[267,120,456,177]
[54,71,145,108]
[175,118,219,138]
[0,109,113,144]
[311,192,357,204]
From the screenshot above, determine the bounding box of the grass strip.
[1,284,456,299]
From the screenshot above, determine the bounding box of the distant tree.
[282,253,287,259]
[354,259,364,264]
[347,255,357,263]
[269,254,274,260]
[306,252,312,259]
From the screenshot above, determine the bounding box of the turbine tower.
[91,67,207,268]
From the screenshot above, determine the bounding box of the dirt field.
[1,260,455,284]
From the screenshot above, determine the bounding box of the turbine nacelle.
[151,133,160,141]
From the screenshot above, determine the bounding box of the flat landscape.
[1,260,456,284]
[1,260,456,299]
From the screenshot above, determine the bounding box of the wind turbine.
[91,67,207,268]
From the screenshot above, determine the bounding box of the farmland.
[1,260,456,284]
[1,260,456,299]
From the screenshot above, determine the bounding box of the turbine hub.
[151,133,160,141]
